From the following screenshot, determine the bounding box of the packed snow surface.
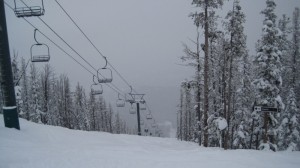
[1,115,300,168]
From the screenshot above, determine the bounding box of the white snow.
[238,130,246,139]
[2,106,17,110]
[1,115,300,168]
[215,117,228,131]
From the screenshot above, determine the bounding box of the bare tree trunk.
[263,112,268,143]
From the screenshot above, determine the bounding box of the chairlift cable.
[4,2,126,98]
[18,0,126,97]
[53,0,139,94]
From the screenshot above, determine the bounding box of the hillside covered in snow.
[1,115,299,168]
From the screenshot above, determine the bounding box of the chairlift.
[14,0,45,18]
[97,56,113,83]
[151,119,157,128]
[91,75,103,95]
[125,86,135,103]
[151,123,157,128]
[140,120,144,126]
[140,103,146,111]
[116,93,125,107]
[30,29,50,62]
[146,113,152,120]
[129,104,136,114]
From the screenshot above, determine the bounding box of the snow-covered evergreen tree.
[73,83,89,130]
[191,0,224,147]
[277,88,300,151]
[29,63,43,123]
[19,58,30,120]
[291,8,300,108]
[291,7,300,151]
[88,89,97,131]
[11,53,22,117]
[252,0,283,151]
[40,64,53,124]
[47,73,60,126]
[224,0,251,149]
[57,75,73,129]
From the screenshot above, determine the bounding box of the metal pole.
[0,0,20,130]
[263,112,268,143]
[136,102,141,136]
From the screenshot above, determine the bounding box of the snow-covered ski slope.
[1,115,299,168]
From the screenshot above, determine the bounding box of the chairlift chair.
[140,120,144,126]
[116,99,125,107]
[91,75,103,95]
[151,123,157,128]
[14,0,45,18]
[116,94,125,107]
[129,104,136,114]
[140,104,146,111]
[30,29,50,62]
[97,56,113,83]
[91,84,103,95]
[146,113,152,120]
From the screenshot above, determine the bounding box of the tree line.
[177,0,300,151]
[0,55,131,135]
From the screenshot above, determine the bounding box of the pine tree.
[277,8,300,151]
[88,89,97,131]
[19,58,30,120]
[47,73,60,126]
[291,7,300,151]
[291,8,300,107]
[277,88,300,151]
[28,63,43,123]
[177,87,184,141]
[191,0,224,147]
[181,26,203,144]
[57,75,73,129]
[11,53,22,117]
[253,0,283,151]
[114,112,122,134]
[224,0,250,149]
[73,83,88,130]
[40,64,53,124]
[278,14,291,102]
[107,104,114,133]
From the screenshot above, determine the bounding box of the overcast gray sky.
[5,0,300,134]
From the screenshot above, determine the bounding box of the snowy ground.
[1,115,300,168]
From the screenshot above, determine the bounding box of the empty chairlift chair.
[116,94,125,107]
[91,75,103,95]
[31,29,50,62]
[140,103,146,111]
[151,123,157,128]
[146,113,152,120]
[14,0,45,17]
[91,83,103,95]
[140,120,144,126]
[97,57,113,83]
[129,104,136,114]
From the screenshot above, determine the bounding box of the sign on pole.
[254,106,278,112]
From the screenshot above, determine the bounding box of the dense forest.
[177,0,300,151]
[0,54,132,135]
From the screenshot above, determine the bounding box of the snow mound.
[1,115,300,168]
[216,117,228,131]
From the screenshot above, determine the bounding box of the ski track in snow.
[1,115,299,168]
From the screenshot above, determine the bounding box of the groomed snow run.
[1,115,300,168]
